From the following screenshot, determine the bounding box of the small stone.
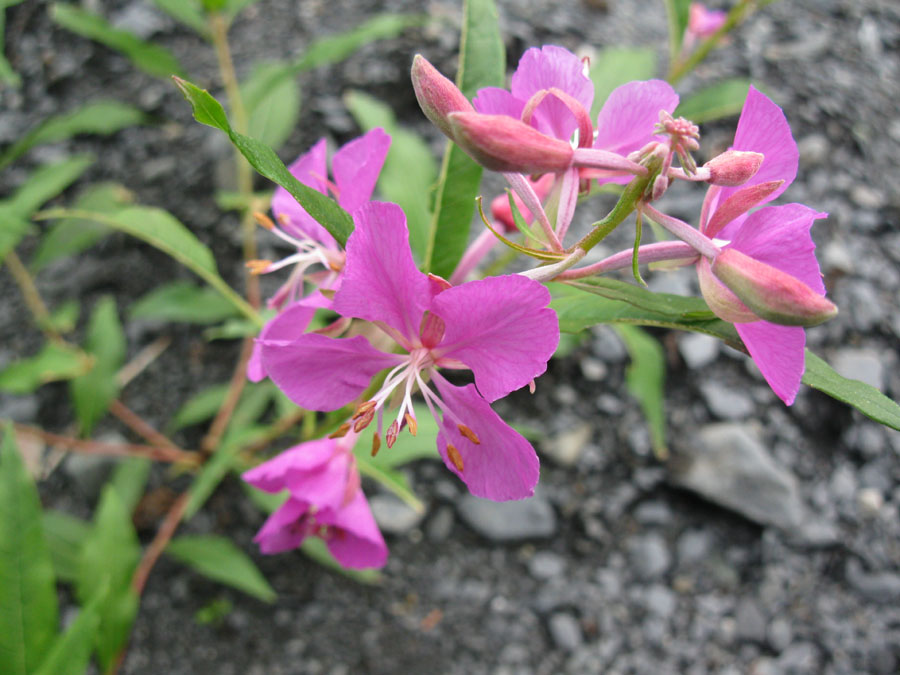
[548,613,583,651]
[678,333,720,369]
[643,584,676,618]
[850,184,886,210]
[529,551,566,580]
[425,506,454,542]
[845,559,900,603]
[831,349,885,391]
[777,643,820,672]
[457,492,556,541]
[633,501,672,525]
[369,494,424,535]
[856,487,884,516]
[735,598,767,644]
[699,381,755,420]
[676,529,712,566]
[767,617,793,653]
[797,134,829,166]
[63,452,118,500]
[591,325,626,362]
[541,423,592,467]
[579,357,607,381]
[627,533,671,580]
[821,240,854,275]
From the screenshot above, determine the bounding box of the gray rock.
[767,617,793,653]
[456,493,556,541]
[678,333,720,369]
[777,642,820,672]
[528,551,566,580]
[591,325,626,363]
[643,584,676,618]
[369,494,424,535]
[633,500,672,525]
[699,382,755,420]
[579,357,607,381]
[845,559,900,603]
[540,423,592,467]
[677,529,713,565]
[735,598,767,644]
[548,613,583,651]
[425,506,454,542]
[627,533,671,580]
[670,424,808,534]
[62,452,118,500]
[831,348,885,391]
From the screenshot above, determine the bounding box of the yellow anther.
[404,414,418,436]
[245,259,272,275]
[352,400,377,420]
[447,444,464,472]
[328,423,350,439]
[371,433,382,457]
[253,211,276,230]
[457,424,481,445]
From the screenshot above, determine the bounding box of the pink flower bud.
[411,54,474,140]
[703,150,764,187]
[447,112,574,174]
[711,248,837,327]
[697,258,758,323]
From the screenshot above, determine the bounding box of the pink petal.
[320,491,389,569]
[735,321,806,405]
[332,128,391,212]
[716,86,798,209]
[728,204,827,294]
[333,202,431,341]
[253,498,309,554]
[242,438,336,493]
[260,333,400,411]
[247,302,316,382]
[270,138,336,247]
[283,448,353,512]
[594,80,679,157]
[472,87,524,119]
[433,376,539,501]
[432,275,558,402]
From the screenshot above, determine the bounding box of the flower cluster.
[243,43,836,567]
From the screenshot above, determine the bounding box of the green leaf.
[42,510,91,584]
[204,317,261,341]
[353,403,440,469]
[36,206,260,326]
[130,281,243,325]
[110,457,152,514]
[676,78,752,124]
[241,61,301,151]
[424,0,504,277]
[151,0,209,39]
[664,0,692,60]
[229,382,275,432]
[802,350,900,432]
[166,535,276,602]
[299,537,382,585]
[0,102,144,171]
[51,3,185,79]
[293,14,424,71]
[355,455,424,514]
[589,47,658,116]
[33,589,104,675]
[76,485,140,672]
[46,300,80,334]
[168,383,230,432]
[0,209,31,263]
[0,341,91,394]
[615,325,668,459]
[345,90,438,262]
[5,154,94,219]
[69,296,125,435]
[31,182,132,272]
[0,4,24,87]
[173,78,354,247]
[0,425,59,675]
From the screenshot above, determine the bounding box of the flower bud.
[703,150,764,186]
[711,248,837,327]
[411,54,474,140]
[448,112,574,174]
[490,174,555,232]
[697,258,758,323]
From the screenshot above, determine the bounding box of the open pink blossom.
[687,3,728,42]
[259,201,559,501]
[253,128,390,310]
[696,87,828,405]
[242,435,388,568]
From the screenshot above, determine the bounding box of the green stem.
[4,250,64,343]
[572,173,653,253]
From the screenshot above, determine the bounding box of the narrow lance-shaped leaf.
[241,61,301,151]
[130,281,243,325]
[166,535,276,602]
[33,589,104,675]
[0,341,92,394]
[0,425,59,675]
[50,3,185,79]
[150,0,209,39]
[615,325,668,459]
[589,47,658,116]
[173,77,354,247]
[676,79,752,124]
[664,0,692,61]
[42,510,91,584]
[425,0,504,278]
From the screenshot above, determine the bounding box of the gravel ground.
[2,0,900,673]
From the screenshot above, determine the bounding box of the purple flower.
[259,201,559,501]
[687,3,728,42]
[696,87,830,405]
[242,436,388,569]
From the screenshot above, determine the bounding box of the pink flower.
[687,3,728,42]
[259,201,559,501]
[242,436,388,569]
[696,87,830,405]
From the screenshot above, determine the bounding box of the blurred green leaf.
[0,208,31,264]
[355,454,424,514]
[5,154,94,221]
[168,383,230,432]
[803,351,900,432]
[110,457,152,514]
[299,537,382,585]
[676,78,752,124]
[241,61,301,151]
[345,90,437,262]
[31,182,132,272]
[0,102,144,170]
[664,0,692,61]
[0,425,59,675]
[33,589,104,675]
[0,2,26,87]
[130,281,243,325]
[353,403,440,469]
[229,382,275,432]
[294,14,424,71]
[0,342,91,394]
[42,510,90,584]
[589,47,658,116]
[151,0,209,38]
[46,300,80,334]
[204,317,261,341]
[174,78,354,247]
[425,0,504,278]
[76,485,140,672]
[51,3,185,79]
[615,325,668,459]
[69,297,125,435]
[166,535,276,602]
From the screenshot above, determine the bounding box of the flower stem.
[640,203,720,259]
[4,250,63,343]
[572,173,652,253]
